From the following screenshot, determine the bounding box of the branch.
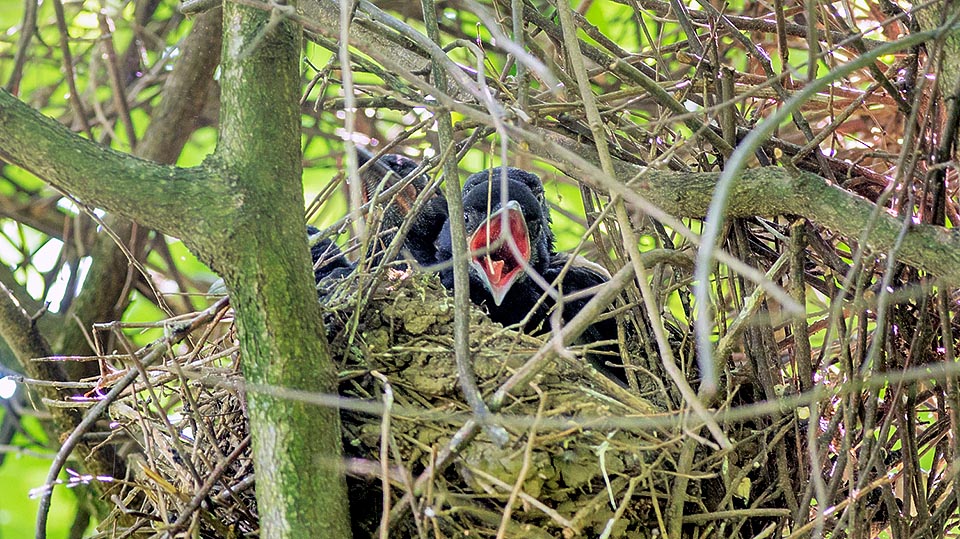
[0,282,122,523]
[295,4,960,287]
[528,131,960,286]
[0,90,233,243]
[298,0,429,74]
[0,191,88,241]
[214,0,352,536]
[55,8,224,363]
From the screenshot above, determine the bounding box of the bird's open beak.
[468,200,531,306]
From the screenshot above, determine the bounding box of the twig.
[34,297,229,539]
[370,371,394,539]
[494,385,545,539]
[4,0,38,94]
[165,435,251,535]
[714,252,791,362]
[420,0,507,447]
[340,0,364,245]
[558,0,730,448]
[490,263,637,407]
[97,14,138,150]
[693,24,957,392]
[50,0,93,138]
[598,476,641,539]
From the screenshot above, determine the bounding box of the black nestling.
[435,168,615,345]
[310,151,620,379]
[436,167,551,323]
[354,147,447,266]
[307,225,352,282]
[309,148,445,282]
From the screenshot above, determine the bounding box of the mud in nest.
[86,272,777,538]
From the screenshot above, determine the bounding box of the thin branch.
[4,0,38,94]
[97,13,138,150]
[34,297,229,539]
[693,24,960,386]
[50,0,93,138]
[420,0,507,446]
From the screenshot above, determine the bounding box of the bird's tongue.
[483,258,507,284]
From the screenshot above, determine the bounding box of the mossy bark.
[914,2,960,101]
[213,1,352,537]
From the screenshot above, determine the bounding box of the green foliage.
[0,414,79,539]
[584,2,640,52]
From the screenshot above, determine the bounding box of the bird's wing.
[308,226,353,281]
[544,252,626,383]
[543,252,616,338]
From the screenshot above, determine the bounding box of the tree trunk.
[209,1,353,536]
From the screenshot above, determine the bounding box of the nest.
[83,269,749,539]
[77,247,938,539]
[63,242,943,539]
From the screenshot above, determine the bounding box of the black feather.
[356,147,447,266]
[307,226,352,282]
[309,151,622,380]
[434,167,623,381]
[436,167,552,323]
[308,149,446,284]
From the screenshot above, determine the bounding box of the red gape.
[467,201,531,305]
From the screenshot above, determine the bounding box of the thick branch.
[530,133,960,285]
[0,90,234,243]
[299,0,429,74]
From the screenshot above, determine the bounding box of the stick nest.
[87,270,731,539]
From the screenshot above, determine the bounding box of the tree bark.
[213,1,353,536]
[55,9,225,372]
[0,3,354,536]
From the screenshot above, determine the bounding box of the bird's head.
[460,167,552,306]
[356,149,426,218]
